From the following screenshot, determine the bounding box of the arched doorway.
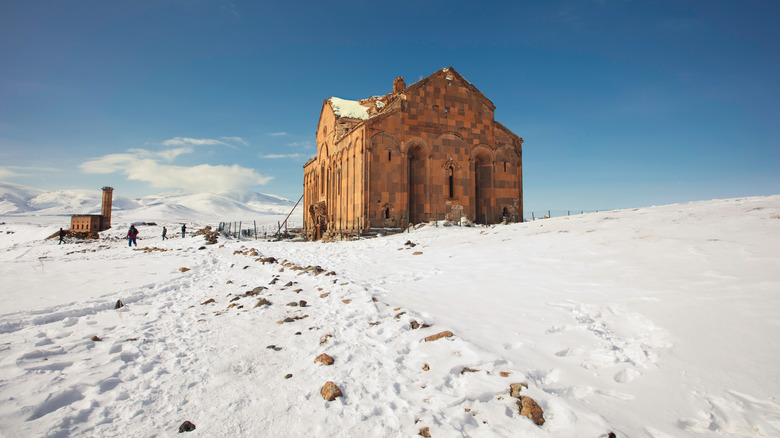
[474,153,492,224]
[408,145,427,223]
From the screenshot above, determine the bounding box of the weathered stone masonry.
[303,67,523,240]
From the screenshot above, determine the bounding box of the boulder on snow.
[419,426,431,437]
[518,396,545,426]
[424,331,453,342]
[114,300,124,309]
[315,353,334,366]
[321,381,343,401]
[509,382,528,398]
[178,420,196,432]
[254,298,272,308]
[179,267,190,272]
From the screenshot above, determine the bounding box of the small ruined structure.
[303,67,523,240]
[70,186,114,232]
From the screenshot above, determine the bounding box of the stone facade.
[303,67,523,240]
[70,186,114,232]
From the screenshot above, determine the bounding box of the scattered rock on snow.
[178,420,196,432]
[424,331,453,342]
[422,364,430,371]
[461,367,479,375]
[320,381,343,401]
[285,373,293,379]
[500,371,512,378]
[518,396,545,426]
[299,300,307,307]
[419,426,431,437]
[342,299,351,304]
[413,251,423,255]
[254,298,272,307]
[410,320,421,329]
[315,353,334,365]
[179,267,190,272]
[509,382,528,398]
[201,298,216,305]
[91,336,102,342]
[114,300,124,309]
[286,302,299,307]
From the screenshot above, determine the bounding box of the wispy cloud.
[287,141,313,149]
[162,137,229,147]
[0,165,62,179]
[269,132,288,136]
[221,136,249,146]
[80,147,272,192]
[259,153,307,159]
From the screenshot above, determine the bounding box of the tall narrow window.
[384,207,390,219]
[504,161,507,172]
[448,166,454,198]
[388,150,392,161]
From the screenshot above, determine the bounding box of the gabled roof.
[403,66,496,112]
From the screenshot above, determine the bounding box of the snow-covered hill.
[0,181,301,225]
[0,195,778,437]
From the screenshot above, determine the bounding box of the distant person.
[58,228,65,245]
[181,224,186,238]
[127,225,139,247]
[162,226,167,240]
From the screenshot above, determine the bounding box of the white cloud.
[0,167,17,179]
[287,141,313,148]
[269,132,288,136]
[80,148,272,192]
[259,153,307,159]
[161,137,231,147]
[221,137,249,146]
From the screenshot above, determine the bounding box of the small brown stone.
[413,251,423,255]
[315,353,334,365]
[461,367,478,374]
[179,267,190,272]
[320,292,330,298]
[91,335,102,342]
[201,298,216,305]
[509,382,528,398]
[321,381,343,401]
[518,396,545,426]
[424,331,453,342]
[499,371,512,378]
[254,298,272,308]
[285,373,293,379]
[410,320,421,329]
[299,300,307,307]
[422,364,430,371]
[342,299,351,304]
[320,334,332,344]
[419,426,431,437]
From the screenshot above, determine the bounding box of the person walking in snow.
[162,226,167,240]
[127,225,139,247]
[181,224,186,238]
[58,228,65,245]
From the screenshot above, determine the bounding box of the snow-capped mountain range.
[0,181,300,223]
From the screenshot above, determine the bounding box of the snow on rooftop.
[328,97,369,120]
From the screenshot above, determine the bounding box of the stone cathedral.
[303,67,523,240]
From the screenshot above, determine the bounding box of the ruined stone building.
[303,67,523,240]
[70,186,114,232]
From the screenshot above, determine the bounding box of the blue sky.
[1,0,778,216]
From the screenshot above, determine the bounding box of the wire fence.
[217,220,302,240]
[525,209,605,221]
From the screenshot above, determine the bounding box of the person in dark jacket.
[162,226,167,240]
[127,225,139,247]
[181,224,186,238]
[58,228,65,245]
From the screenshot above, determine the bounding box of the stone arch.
[472,146,493,224]
[402,137,430,157]
[408,143,428,224]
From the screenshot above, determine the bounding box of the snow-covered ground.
[1,195,779,437]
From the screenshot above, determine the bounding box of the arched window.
[448,165,454,198]
[384,207,390,219]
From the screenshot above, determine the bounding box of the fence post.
[548,210,551,219]
[532,212,535,221]
[254,221,257,240]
